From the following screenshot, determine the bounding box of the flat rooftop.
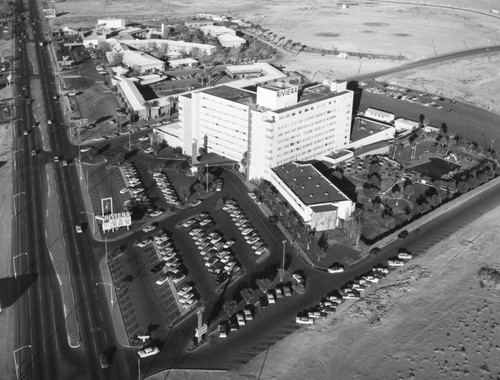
[351,117,393,141]
[273,162,349,205]
[275,85,347,114]
[203,85,257,106]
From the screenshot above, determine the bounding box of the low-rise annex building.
[268,162,356,231]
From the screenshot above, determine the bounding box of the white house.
[218,33,246,48]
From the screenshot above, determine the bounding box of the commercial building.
[120,39,217,56]
[346,117,396,150]
[178,73,353,181]
[218,33,246,48]
[200,25,236,37]
[168,58,198,69]
[268,162,355,231]
[394,118,419,132]
[121,50,165,73]
[97,19,126,29]
[364,108,395,124]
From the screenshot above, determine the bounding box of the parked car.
[296,316,314,325]
[327,264,344,274]
[142,224,156,233]
[219,322,227,338]
[137,346,159,358]
[397,251,413,260]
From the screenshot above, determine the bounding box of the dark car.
[397,230,409,239]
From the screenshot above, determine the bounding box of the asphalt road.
[343,45,500,82]
[12,1,135,379]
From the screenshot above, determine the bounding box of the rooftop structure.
[168,58,198,69]
[218,33,246,48]
[364,107,395,124]
[200,25,236,37]
[121,50,165,74]
[268,162,355,231]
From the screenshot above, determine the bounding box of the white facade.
[394,118,420,132]
[120,39,217,56]
[153,122,182,148]
[364,108,395,123]
[179,78,354,180]
[267,162,356,230]
[121,50,165,73]
[200,25,236,37]
[97,19,125,29]
[218,33,246,48]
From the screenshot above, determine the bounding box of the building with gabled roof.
[267,161,355,230]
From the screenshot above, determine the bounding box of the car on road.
[189,199,202,207]
[80,146,93,153]
[142,224,156,233]
[31,149,37,156]
[75,225,83,233]
[137,346,159,358]
[327,264,344,274]
[138,136,149,141]
[295,316,314,325]
[149,210,163,217]
[99,353,109,369]
[144,147,154,154]
[53,156,59,163]
[397,230,409,239]
[119,187,130,194]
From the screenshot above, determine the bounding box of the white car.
[189,199,202,207]
[247,237,260,245]
[144,147,154,154]
[388,259,405,267]
[397,252,413,260]
[75,225,83,234]
[156,275,169,286]
[255,246,267,256]
[178,285,193,297]
[142,225,156,233]
[327,265,344,274]
[119,187,130,194]
[183,220,196,228]
[223,240,235,249]
[137,346,159,358]
[241,228,253,236]
[296,316,314,325]
[138,136,149,141]
[150,210,163,217]
[137,238,153,248]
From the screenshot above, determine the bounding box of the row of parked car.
[120,162,152,210]
[297,250,414,325]
[136,228,188,288]
[263,283,293,307]
[218,306,254,338]
[153,172,180,206]
[222,200,267,256]
[182,214,242,285]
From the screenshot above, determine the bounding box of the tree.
[317,232,329,253]
[404,182,415,199]
[256,278,272,293]
[193,181,205,195]
[222,300,237,318]
[240,288,255,304]
[178,186,190,203]
[391,183,402,205]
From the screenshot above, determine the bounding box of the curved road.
[343,45,500,82]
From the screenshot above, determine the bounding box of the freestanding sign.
[102,212,132,232]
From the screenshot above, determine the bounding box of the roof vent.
[325,192,329,196]
[316,183,320,187]
[310,193,314,197]
[293,177,297,181]
[308,176,312,180]
[301,185,305,189]
[286,170,290,174]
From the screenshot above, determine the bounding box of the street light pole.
[128,131,131,150]
[13,345,31,380]
[137,357,141,380]
[96,281,114,307]
[490,139,495,153]
[205,163,209,193]
[12,192,25,217]
[13,252,27,278]
[282,240,286,270]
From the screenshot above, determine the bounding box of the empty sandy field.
[54,0,500,61]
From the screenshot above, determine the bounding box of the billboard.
[102,212,132,232]
[101,197,113,216]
